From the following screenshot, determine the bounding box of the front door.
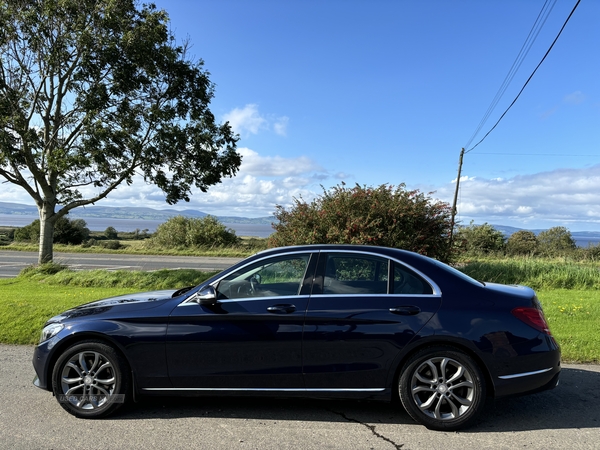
[166,252,316,388]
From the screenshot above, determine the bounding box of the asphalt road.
[0,250,242,278]
[0,345,598,449]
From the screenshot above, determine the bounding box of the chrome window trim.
[179,250,315,306]
[310,293,441,299]
[498,367,553,380]
[218,294,311,304]
[179,248,442,307]
[180,294,311,306]
[142,387,385,392]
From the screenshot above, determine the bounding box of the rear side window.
[322,253,389,295]
[393,263,433,295]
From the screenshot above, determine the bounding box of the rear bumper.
[494,362,560,397]
[490,336,561,398]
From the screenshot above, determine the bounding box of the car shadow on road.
[476,366,600,432]
[113,367,599,432]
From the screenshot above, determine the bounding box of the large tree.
[0,0,241,263]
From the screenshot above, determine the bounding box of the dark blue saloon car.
[33,245,560,430]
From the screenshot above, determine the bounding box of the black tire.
[52,341,130,418]
[398,346,486,431]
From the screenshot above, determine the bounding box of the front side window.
[217,254,310,299]
[322,253,389,295]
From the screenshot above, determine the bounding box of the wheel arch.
[389,337,496,400]
[46,331,133,392]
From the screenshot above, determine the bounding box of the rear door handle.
[267,304,296,314]
[389,306,421,315]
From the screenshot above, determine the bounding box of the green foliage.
[575,243,600,262]
[459,259,600,290]
[151,215,240,248]
[506,230,538,255]
[28,267,217,290]
[14,220,40,242]
[0,227,15,244]
[454,222,505,255]
[537,226,576,257]
[133,228,150,239]
[268,183,452,261]
[0,0,241,263]
[19,262,69,278]
[104,226,118,240]
[13,217,90,245]
[54,217,90,245]
[99,240,125,250]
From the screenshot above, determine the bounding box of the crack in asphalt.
[327,409,404,449]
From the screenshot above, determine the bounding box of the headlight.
[39,323,64,343]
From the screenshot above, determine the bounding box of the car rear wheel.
[52,341,130,418]
[399,346,486,431]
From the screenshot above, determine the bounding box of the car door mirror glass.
[196,286,217,305]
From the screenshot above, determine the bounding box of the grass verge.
[537,289,600,363]
[0,268,217,345]
[0,239,266,258]
[460,258,600,290]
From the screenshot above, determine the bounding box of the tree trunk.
[38,203,57,264]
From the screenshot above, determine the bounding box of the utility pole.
[449,148,465,246]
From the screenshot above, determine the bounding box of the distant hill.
[0,201,274,225]
[1,202,599,246]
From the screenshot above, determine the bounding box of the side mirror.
[196,286,217,306]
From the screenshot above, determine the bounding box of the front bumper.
[32,343,53,391]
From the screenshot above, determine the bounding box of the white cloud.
[222,104,290,137]
[0,181,35,205]
[223,104,267,135]
[273,116,289,136]
[432,164,600,230]
[237,148,322,177]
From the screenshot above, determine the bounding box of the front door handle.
[389,306,421,315]
[267,304,296,314]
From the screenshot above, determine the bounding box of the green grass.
[0,278,134,345]
[1,238,267,258]
[20,265,218,289]
[459,258,600,290]
[537,290,600,363]
[0,267,217,345]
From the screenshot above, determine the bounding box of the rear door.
[302,250,442,389]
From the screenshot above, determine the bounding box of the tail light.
[511,306,552,335]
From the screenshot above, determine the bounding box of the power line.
[464,0,557,150]
[469,152,597,157]
[465,0,581,154]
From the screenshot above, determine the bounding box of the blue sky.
[3,0,599,231]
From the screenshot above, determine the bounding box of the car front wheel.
[399,346,486,431]
[52,341,130,418]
